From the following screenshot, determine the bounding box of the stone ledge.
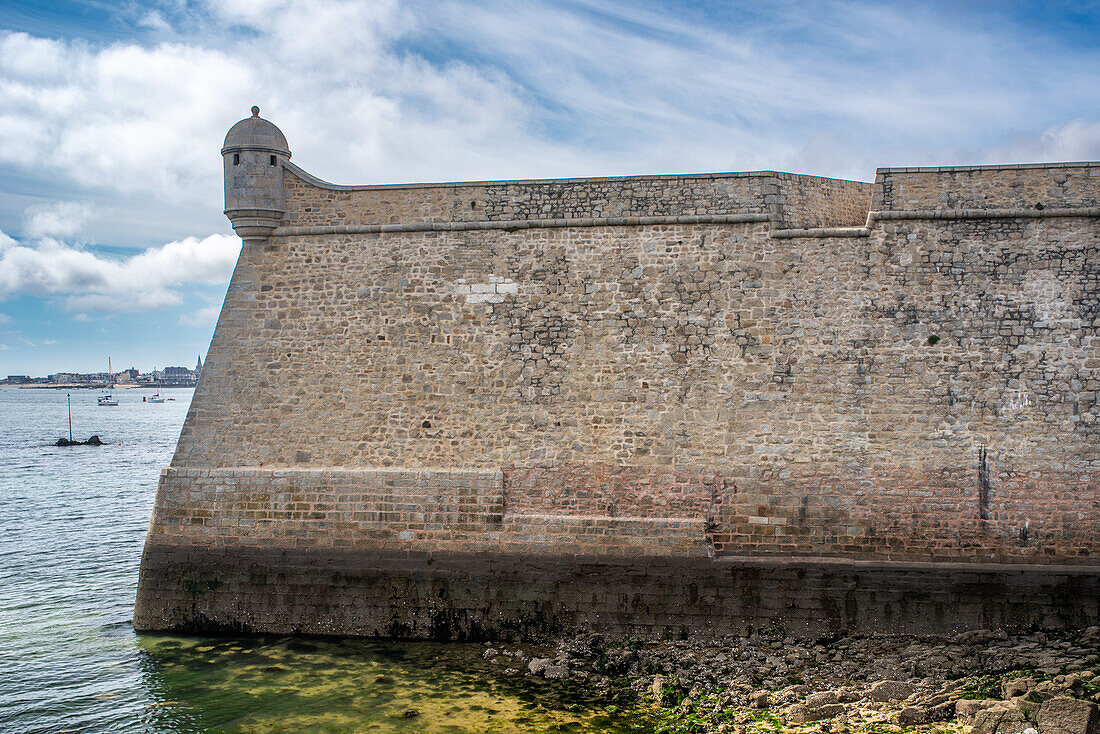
[871,206,1100,221]
[272,213,770,236]
[712,554,1100,573]
[503,512,704,526]
[269,206,1099,239]
[770,226,871,239]
[163,465,504,480]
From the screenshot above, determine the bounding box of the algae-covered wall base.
[134,111,1100,640]
[135,545,1099,639]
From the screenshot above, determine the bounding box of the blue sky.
[0,0,1098,376]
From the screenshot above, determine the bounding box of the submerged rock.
[543,664,570,680]
[527,658,551,675]
[55,435,104,447]
[527,657,570,679]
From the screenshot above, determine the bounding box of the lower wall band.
[149,466,1100,563]
[133,543,1100,640]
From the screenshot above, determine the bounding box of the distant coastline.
[3,357,203,389]
[12,384,197,390]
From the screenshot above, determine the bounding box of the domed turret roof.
[222,106,291,156]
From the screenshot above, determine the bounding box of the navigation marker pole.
[67,393,73,442]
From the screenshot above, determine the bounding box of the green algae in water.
[136,636,655,733]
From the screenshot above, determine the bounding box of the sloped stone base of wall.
[132,544,1100,640]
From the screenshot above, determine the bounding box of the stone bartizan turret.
[221,106,290,243]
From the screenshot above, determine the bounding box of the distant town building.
[161,366,198,386]
[195,355,203,377]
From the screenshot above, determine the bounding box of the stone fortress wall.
[277,167,873,230]
[134,111,1100,640]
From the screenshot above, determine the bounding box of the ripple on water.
[0,388,652,733]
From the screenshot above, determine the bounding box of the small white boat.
[147,393,165,403]
[98,358,119,405]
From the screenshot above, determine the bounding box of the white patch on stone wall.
[1002,386,1034,415]
[1020,270,1079,327]
[455,277,518,304]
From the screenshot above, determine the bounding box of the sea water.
[0,388,649,733]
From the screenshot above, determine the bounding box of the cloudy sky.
[0,0,1098,376]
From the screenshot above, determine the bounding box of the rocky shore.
[484,626,1100,733]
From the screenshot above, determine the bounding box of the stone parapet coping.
[284,159,1099,191]
[876,161,1098,173]
[282,160,863,191]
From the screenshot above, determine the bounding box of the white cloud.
[1,0,1097,213]
[0,313,11,324]
[0,31,70,80]
[138,11,172,32]
[179,304,222,327]
[0,228,240,314]
[0,31,254,203]
[983,119,1100,164]
[65,291,183,313]
[24,201,94,238]
[19,336,60,347]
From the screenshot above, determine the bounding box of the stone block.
[1037,697,1100,734]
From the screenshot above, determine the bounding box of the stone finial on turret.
[221,106,291,242]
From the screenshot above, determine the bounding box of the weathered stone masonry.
[134,110,1100,639]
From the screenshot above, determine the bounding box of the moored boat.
[98,357,119,405]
